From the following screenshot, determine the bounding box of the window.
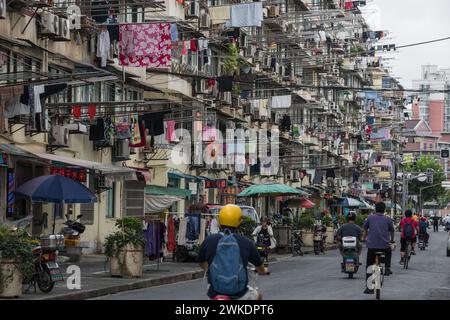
[80,174,95,225]
[122,181,145,216]
[106,182,116,218]
[168,177,180,189]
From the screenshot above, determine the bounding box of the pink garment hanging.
[203,126,217,142]
[181,41,188,55]
[165,120,176,142]
[119,23,172,68]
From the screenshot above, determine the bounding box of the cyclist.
[198,204,269,300]
[363,202,395,294]
[399,209,420,264]
[336,211,363,257]
[419,216,429,247]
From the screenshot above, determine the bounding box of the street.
[94,229,450,300]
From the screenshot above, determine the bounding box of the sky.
[361,0,450,89]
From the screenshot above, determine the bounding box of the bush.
[104,217,145,258]
[322,215,333,227]
[239,216,257,239]
[0,225,35,290]
[356,214,368,227]
[297,213,315,231]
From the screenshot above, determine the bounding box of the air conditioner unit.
[287,23,297,33]
[51,125,69,147]
[41,12,60,37]
[186,1,200,18]
[220,92,232,105]
[113,139,130,161]
[199,13,210,29]
[65,122,87,134]
[54,17,71,41]
[0,0,6,19]
[268,5,280,18]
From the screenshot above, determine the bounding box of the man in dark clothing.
[433,216,439,232]
[198,205,268,300]
[336,211,363,256]
[363,202,395,294]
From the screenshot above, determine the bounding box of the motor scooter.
[341,236,359,279]
[313,224,327,255]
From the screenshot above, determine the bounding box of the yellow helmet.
[219,204,242,228]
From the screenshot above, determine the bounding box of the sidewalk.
[20,244,338,300]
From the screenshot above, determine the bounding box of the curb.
[34,269,205,300]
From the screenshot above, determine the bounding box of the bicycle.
[366,251,385,300]
[403,239,412,269]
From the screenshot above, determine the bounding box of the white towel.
[97,29,110,67]
[228,2,263,28]
[271,95,292,109]
[177,218,187,246]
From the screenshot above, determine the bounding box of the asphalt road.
[94,228,450,300]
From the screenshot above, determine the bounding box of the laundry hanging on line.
[227,2,263,28]
[119,23,172,68]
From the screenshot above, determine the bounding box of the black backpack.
[403,220,414,239]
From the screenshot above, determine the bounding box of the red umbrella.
[300,198,315,209]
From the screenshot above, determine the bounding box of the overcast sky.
[361,0,450,89]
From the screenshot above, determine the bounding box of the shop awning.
[32,152,136,180]
[168,171,200,181]
[145,185,191,197]
[0,144,39,158]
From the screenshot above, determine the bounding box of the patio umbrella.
[237,183,302,197]
[14,175,97,233]
[284,198,315,209]
[359,199,375,210]
[334,197,364,207]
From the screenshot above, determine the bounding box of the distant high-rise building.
[412,65,450,133]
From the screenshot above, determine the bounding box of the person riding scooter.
[197,205,269,300]
[252,217,277,271]
[336,211,363,257]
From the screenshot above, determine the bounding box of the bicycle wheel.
[403,245,409,269]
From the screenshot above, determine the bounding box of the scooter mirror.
[77,214,83,219]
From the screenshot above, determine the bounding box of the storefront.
[0,144,48,232]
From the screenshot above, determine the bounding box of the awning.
[0,144,39,158]
[168,171,199,181]
[32,152,136,180]
[145,185,191,197]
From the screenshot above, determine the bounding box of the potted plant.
[104,217,145,278]
[297,212,315,247]
[0,225,35,298]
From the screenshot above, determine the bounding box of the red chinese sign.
[205,179,227,189]
[50,167,87,182]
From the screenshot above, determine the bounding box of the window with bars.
[122,181,145,217]
[80,174,95,225]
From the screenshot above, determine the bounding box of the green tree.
[405,156,447,204]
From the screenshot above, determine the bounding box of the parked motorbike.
[3,215,64,293]
[341,236,359,279]
[291,229,304,257]
[26,235,65,293]
[313,224,327,255]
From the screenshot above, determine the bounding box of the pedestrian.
[433,215,439,232]
[362,202,395,294]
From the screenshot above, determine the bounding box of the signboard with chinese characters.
[205,179,227,189]
[50,167,87,182]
